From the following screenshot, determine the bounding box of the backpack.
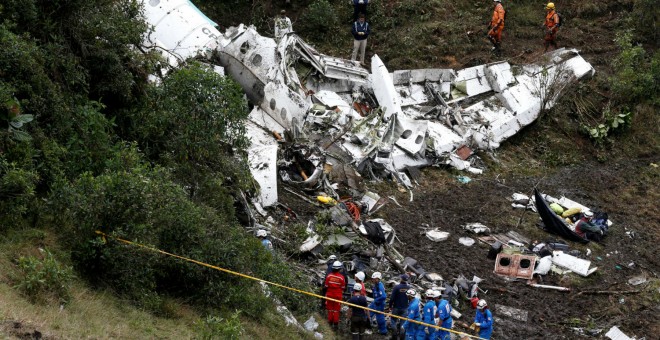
[555,12,563,28]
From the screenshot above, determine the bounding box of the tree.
[128,61,252,198]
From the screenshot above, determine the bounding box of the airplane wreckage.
[142,1,595,238]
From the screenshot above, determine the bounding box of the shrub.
[610,31,660,105]
[194,312,243,340]
[0,157,38,229]
[14,248,74,303]
[299,0,338,37]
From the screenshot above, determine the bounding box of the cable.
[95,231,485,339]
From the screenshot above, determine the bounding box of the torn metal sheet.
[605,326,633,340]
[552,251,598,277]
[247,122,279,207]
[494,253,536,280]
[370,55,403,121]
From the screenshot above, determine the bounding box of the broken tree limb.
[577,289,640,296]
[282,187,321,207]
[528,283,571,292]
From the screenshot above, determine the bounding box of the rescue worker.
[435,292,453,340]
[470,299,493,339]
[388,274,411,338]
[421,290,437,340]
[488,0,505,55]
[325,261,347,329]
[354,271,367,296]
[351,14,370,65]
[402,289,422,340]
[348,282,370,340]
[369,272,388,335]
[256,229,273,252]
[543,2,560,52]
[353,0,369,22]
[274,9,293,42]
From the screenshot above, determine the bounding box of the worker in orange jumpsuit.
[544,2,560,52]
[325,261,346,330]
[488,0,505,55]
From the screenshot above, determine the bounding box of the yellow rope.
[95,231,485,339]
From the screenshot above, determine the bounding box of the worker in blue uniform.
[402,289,422,340]
[369,272,388,335]
[421,290,437,340]
[470,299,493,339]
[435,291,453,340]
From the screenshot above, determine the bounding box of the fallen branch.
[282,186,321,207]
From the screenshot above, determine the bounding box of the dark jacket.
[352,20,370,41]
[388,282,410,309]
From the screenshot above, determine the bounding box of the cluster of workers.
[324,256,494,340]
[276,1,562,65]
[488,0,561,54]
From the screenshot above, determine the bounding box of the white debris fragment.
[459,237,475,246]
[463,223,491,234]
[605,326,633,340]
[303,316,319,332]
[552,251,598,277]
[533,255,553,276]
[426,229,450,242]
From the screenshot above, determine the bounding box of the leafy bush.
[14,248,74,303]
[194,313,243,340]
[299,0,339,38]
[610,31,660,105]
[49,161,314,317]
[0,157,38,229]
[126,61,252,199]
[631,0,659,43]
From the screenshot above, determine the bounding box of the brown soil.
[0,321,52,340]
[281,157,659,339]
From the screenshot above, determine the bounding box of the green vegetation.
[0,0,314,337]
[13,248,73,303]
[0,0,658,338]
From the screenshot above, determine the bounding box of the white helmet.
[332,261,342,269]
[353,283,363,292]
[328,254,337,261]
[425,289,435,297]
[433,290,442,298]
[477,299,488,310]
[371,272,382,280]
[256,229,267,237]
[406,288,417,297]
[355,271,365,282]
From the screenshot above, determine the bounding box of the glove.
[475,323,481,327]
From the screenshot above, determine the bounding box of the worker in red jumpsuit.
[488,0,505,55]
[325,261,346,330]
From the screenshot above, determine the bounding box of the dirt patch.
[0,321,53,340]
[280,158,659,339]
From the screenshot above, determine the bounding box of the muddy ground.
[280,156,659,339]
